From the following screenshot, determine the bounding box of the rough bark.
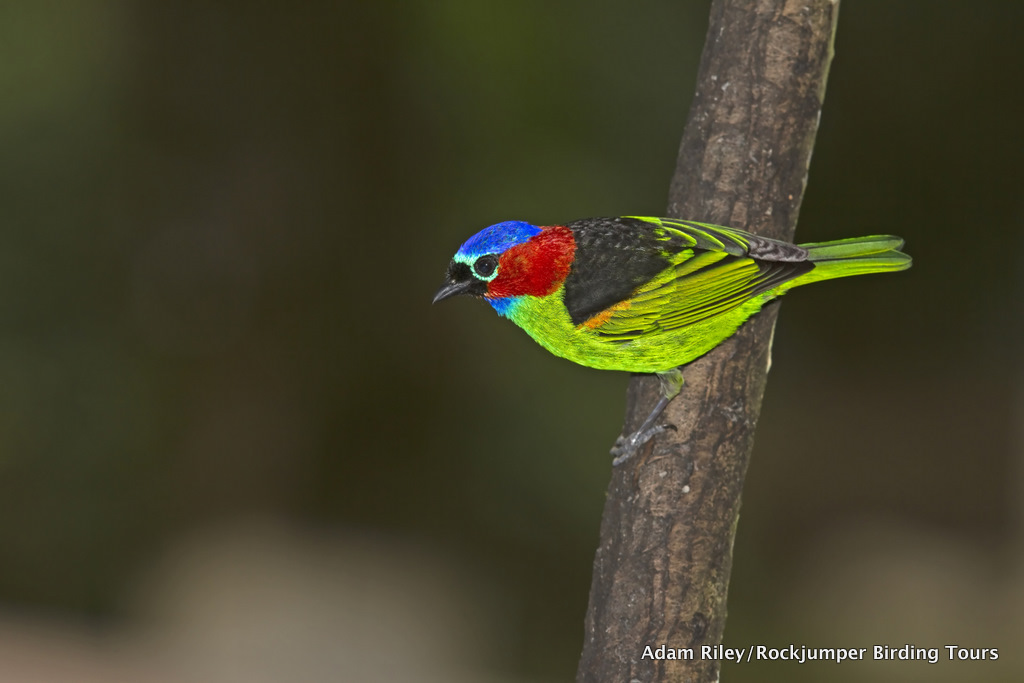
[576,2,840,682]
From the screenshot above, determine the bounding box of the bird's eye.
[473,254,499,278]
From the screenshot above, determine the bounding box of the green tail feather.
[792,234,912,286]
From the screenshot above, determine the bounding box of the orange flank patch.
[580,299,632,330]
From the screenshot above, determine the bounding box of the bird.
[433,216,911,464]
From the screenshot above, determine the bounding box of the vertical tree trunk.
[577,1,840,681]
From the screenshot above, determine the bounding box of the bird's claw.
[610,422,676,466]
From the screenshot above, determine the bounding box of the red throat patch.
[487,226,576,298]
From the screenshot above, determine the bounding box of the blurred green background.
[0,1,1021,682]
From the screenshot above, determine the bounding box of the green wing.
[579,218,812,341]
[631,217,810,261]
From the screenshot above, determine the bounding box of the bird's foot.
[610,422,677,466]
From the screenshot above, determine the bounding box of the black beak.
[432,278,477,304]
[433,260,487,304]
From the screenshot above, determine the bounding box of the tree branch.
[576,2,840,681]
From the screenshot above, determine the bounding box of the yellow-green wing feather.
[579,217,810,341]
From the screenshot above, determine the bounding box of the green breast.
[501,287,770,374]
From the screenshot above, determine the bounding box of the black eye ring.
[473,254,499,278]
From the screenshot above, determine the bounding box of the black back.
[563,217,692,326]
